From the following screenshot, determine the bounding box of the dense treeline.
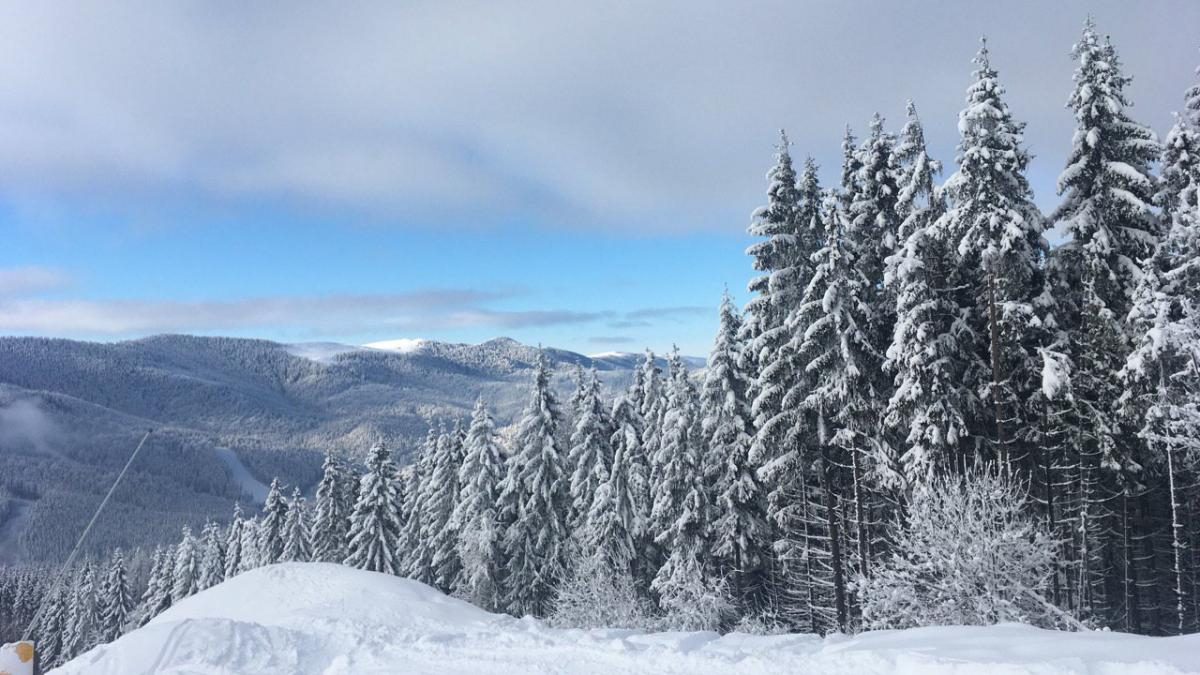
[5,19,1200,667]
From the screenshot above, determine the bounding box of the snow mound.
[55,563,1200,675]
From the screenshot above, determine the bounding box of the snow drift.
[54,563,1200,674]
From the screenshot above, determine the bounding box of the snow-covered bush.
[858,466,1072,630]
[549,553,654,630]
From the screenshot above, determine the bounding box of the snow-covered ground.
[54,563,1200,675]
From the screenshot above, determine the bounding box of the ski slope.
[54,563,1200,675]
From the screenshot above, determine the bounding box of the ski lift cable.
[21,429,154,641]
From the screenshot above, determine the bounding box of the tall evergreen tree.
[423,426,465,592]
[937,38,1047,469]
[1049,22,1161,628]
[312,452,351,563]
[497,352,569,617]
[702,292,769,607]
[884,103,974,483]
[172,526,200,601]
[100,549,133,642]
[258,478,289,565]
[63,562,99,659]
[282,487,311,563]
[649,348,704,550]
[197,520,226,590]
[345,442,405,575]
[567,369,613,530]
[401,429,437,580]
[137,546,172,626]
[451,398,507,610]
[224,503,245,579]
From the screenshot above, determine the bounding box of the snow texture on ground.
[54,563,1200,675]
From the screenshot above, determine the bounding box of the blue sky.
[0,1,1197,356]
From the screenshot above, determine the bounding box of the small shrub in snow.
[858,466,1075,630]
[549,553,654,630]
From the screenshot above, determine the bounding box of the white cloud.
[0,266,72,296]
[0,1,1194,228]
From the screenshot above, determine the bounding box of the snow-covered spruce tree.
[258,478,289,565]
[702,291,768,610]
[651,348,730,629]
[423,426,465,592]
[1050,22,1161,628]
[743,130,801,388]
[137,546,172,626]
[63,562,99,659]
[609,392,654,595]
[197,520,226,591]
[847,113,903,361]
[789,197,888,590]
[859,466,1076,630]
[1120,97,1200,632]
[36,584,67,668]
[282,487,311,563]
[937,39,1046,472]
[497,352,570,617]
[344,442,404,575]
[401,428,437,581]
[238,515,262,573]
[649,348,704,547]
[223,503,245,578]
[567,368,613,531]
[100,549,133,642]
[553,396,655,629]
[172,526,200,602]
[883,104,975,485]
[312,452,351,563]
[451,398,507,610]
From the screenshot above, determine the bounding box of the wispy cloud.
[587,335,634,344]
[0,289,608,336]
[0,266,72,296]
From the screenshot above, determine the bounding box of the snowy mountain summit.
[53,563,1200,675]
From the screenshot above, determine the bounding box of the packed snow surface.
[55,563,1200,675]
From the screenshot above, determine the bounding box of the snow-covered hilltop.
[53,563,1200,675]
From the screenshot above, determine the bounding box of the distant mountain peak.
[363,338,428,353]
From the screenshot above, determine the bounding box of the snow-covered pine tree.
[36,583,67,668]
[99,549,133,642]
[312,452,351,563]
[743,130,800,390]
[223,503,245,578]
[344,442,404,575]
[451,398,507,610]
[702,291,768,610]
[936,38,1046,474]
[567,369,613,531]
[172,526,200,601]
[282,487,312,562]
[1120,76,1200,632]
[258,478,289,565]
[197,520,226,591]
[63,562,99,659]
[423,426,465,592]
[1050,22,1161,628]
[238,515,262,573]
[883,103,975,484]
[649,348,704,548]
[496,352,569,617]
[585,395,643,580]
[789,196,888,588]
[401,429,437,580]
[847,113,903,364]
[137,546,172,626]
[608,393,653,595]
[634,350,666,489]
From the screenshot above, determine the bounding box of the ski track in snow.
[52,563,1200,675]
[213,448,270,504]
